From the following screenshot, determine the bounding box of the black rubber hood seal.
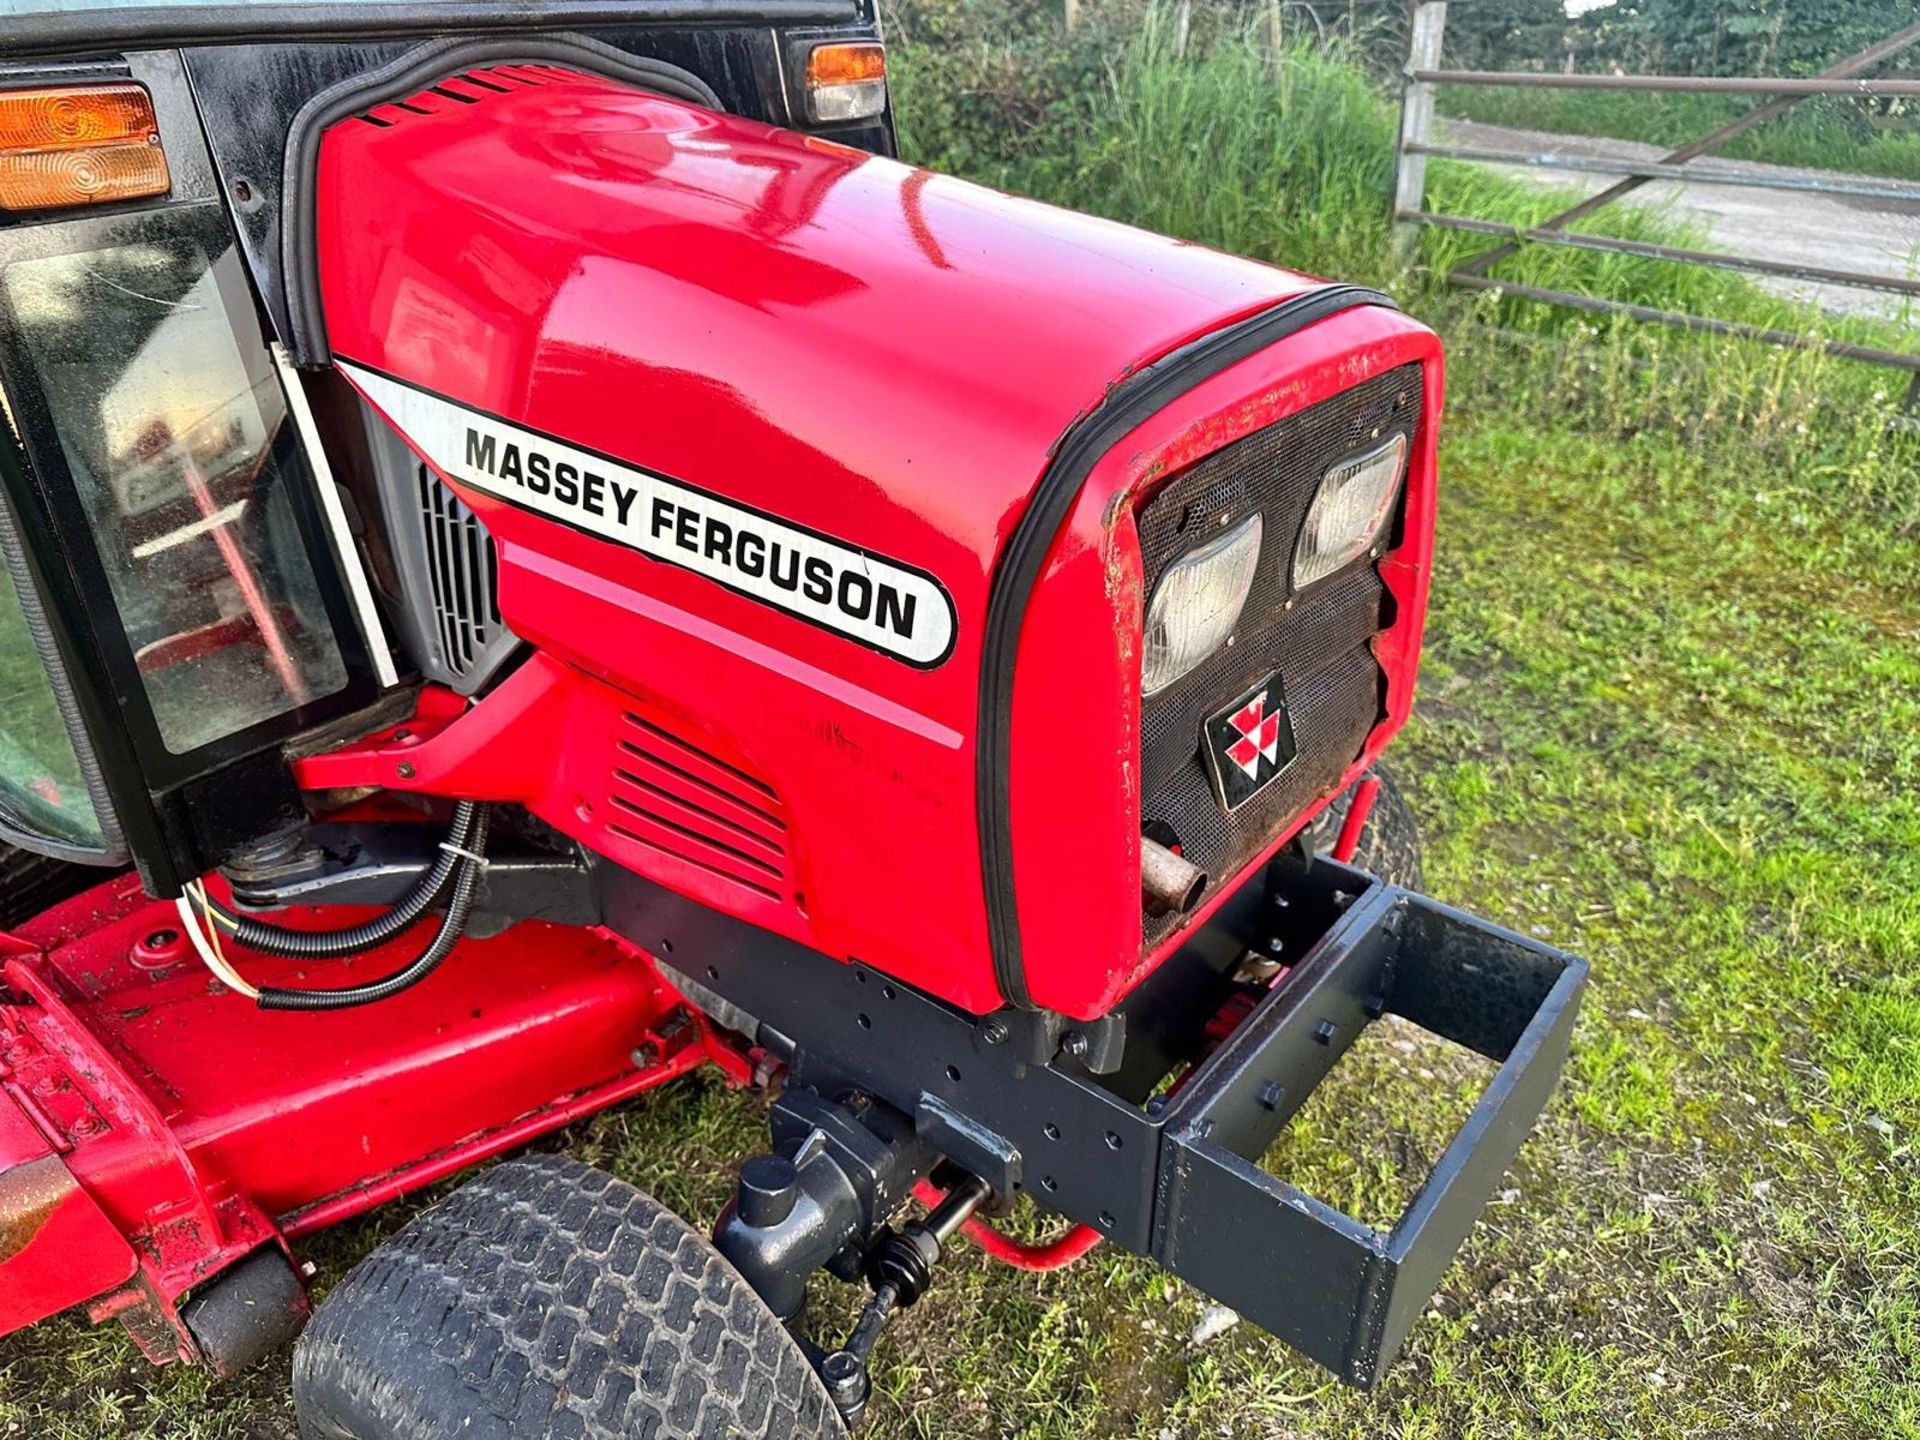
[976,282,1398,1010]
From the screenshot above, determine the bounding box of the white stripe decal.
[340,363,958,668]
[279,344,401,688]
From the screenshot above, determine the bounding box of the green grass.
[4,14,1918,1440]
[7,404,1914,1440]
[1439,85,1920,186]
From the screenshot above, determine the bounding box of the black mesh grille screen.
[1137,363,1423,947]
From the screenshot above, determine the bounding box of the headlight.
[1292,434,1407,591]
[1141,512,1262,695]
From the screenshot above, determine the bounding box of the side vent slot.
[606,713,793,904]
[358,400,521,694]
[416,464,504,680]
[360,65,579,125]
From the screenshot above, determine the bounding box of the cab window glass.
[1,238,347,754]
[0,549,102,848]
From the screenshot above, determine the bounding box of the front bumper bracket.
[1149,875,1586,1386]
[600,854,1586,1388]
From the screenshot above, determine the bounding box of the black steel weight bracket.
[598,853,1586,1387]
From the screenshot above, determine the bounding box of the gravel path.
[1438,118,1920,319]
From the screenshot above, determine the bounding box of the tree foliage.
[1580,0,1918,78]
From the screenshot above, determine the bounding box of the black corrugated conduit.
[255,805,491,1012]
[209,801,479,958]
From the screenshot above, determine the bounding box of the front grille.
[360,401,522,694]
[1138,363,1422,946]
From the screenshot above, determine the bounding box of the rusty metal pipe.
[1445,273,1920,374]
[1142,837,1206,915]
[1406,142,1920,205]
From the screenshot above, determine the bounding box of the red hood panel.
[318,70,1317,689]
[315,66,1416,1018]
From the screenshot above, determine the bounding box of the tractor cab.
[0,6,1585,1435]
[0,3,896,894]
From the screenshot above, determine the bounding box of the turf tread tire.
[292,1154,847,1440]
[0,842,115,929]
[1306,765,1423,890]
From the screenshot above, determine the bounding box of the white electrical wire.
[176,883,261,1000]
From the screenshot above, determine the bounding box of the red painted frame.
[0,875,748,1360]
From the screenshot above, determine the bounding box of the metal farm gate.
[1390,4,1920,404]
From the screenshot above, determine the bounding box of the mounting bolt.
[396,761,417,780]
[1061,1031,1089,1060]
[1313,1019,1337,1046]
[1257,1081,1285,1111]
[1266,937,1285,956]
[981,1018,1010,1046]
[1363,993,1387,1021]
[820,1350,870,1423]
[630,1039,662,1069]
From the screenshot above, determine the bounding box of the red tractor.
[0,5,1584,1436]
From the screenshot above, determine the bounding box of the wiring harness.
[177,802,491,1011]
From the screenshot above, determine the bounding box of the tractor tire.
[0,841,115,929]
[292,1154,848,1440]
[1305,765,1424,890]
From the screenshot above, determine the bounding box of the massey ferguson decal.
[339,363,958,667]
[1202,671,1298,811]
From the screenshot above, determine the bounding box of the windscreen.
[0,543,102,849]
[0,236,349,756]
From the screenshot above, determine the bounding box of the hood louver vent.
[604,712,793,904]
[416,464,504,680]
[357,65,577,128]
[360,403,522,694]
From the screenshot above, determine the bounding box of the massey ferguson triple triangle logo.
[1202,670,1298,811]
[1226,691,1285,778]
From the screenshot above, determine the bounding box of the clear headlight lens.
[1292,433,1408,591]
[1141,512,1262,695]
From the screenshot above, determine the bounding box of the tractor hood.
[315,63,1434,1019]
[317,64,1317,670]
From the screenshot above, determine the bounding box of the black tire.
[292,1155,848,1440]
[1305,765,1423,890]
[0,841,116,929]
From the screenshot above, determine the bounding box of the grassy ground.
[5,401,1914,1440]
[5,15,1918,1440]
